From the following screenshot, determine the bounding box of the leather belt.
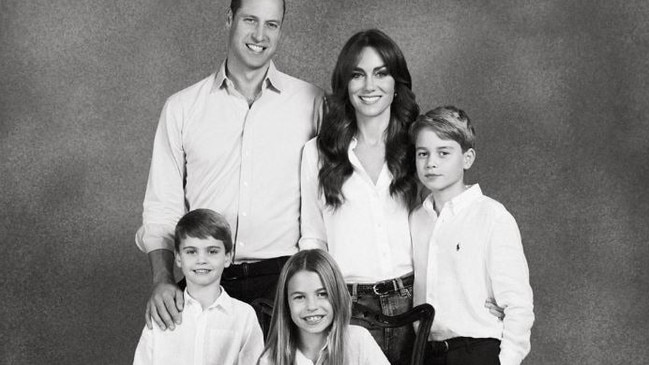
[347,273,414,296]
[222,256,290,280]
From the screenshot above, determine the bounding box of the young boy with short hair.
[133,209,264,365]
[409,106,534,365]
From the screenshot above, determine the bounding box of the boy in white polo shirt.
[409,106,534,365]
[133,209,264,365]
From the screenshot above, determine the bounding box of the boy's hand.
[484,298,505,320]
[146,280,184,330]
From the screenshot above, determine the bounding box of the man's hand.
[485,298,505,320]
[145,250,184,330]
[146,280,183,330]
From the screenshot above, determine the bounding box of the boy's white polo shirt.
[410,184,534,365]
[133,287,264,365]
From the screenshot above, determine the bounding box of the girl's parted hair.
[259,249,351,365]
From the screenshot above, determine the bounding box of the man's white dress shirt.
[136,61,323,262]
[299,138,413,283]
[133,288,264,365]
[410,184,534,365]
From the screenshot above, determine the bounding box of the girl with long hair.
[258,249,388,365]
[300,29,419,364]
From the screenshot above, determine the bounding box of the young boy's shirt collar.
[183,286,234,314]
[423,184,483,217]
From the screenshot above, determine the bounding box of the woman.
[300,29,419,365]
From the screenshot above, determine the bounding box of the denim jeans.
[349,278,415,365]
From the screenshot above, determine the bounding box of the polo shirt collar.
[423,184,483,217]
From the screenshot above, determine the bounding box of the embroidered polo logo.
[456,243,461,251]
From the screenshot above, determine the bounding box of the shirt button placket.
[194,311,205,365]
[372,188,391,278]
[238,107,253,252]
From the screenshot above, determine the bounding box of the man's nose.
[252,24,265,42]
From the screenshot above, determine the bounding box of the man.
[136,0,323,331]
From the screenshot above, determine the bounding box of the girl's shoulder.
[345,325,390,364]
[346,325,374,341]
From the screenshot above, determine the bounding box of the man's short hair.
[174,209,233,253]
[230,0,286,20]
[410,105,476,152]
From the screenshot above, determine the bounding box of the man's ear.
[226,9,233,28]
[463,148,476,170]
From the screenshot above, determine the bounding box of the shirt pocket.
[205,329,237,365]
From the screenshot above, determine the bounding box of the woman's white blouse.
[299,138,413,283]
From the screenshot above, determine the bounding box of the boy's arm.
[238,307,265,365]
[488,210,535,365]
[298,140,328,251]
[137,96,188,330]
[133,326,153,365]
[485,298,505,319]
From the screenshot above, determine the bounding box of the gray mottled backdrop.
[2,0,648,364]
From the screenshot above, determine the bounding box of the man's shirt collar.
[212,60,283,94]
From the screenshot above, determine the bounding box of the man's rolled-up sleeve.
[298,140,328,251]
[136,97,187,253]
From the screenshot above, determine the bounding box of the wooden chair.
[251,297,275,340]
[353,302,435,365]
[251,298,435,365]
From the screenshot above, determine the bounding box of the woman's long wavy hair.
[259,249,352,365]
[317,29,420,210]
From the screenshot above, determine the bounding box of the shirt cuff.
[298,237,327,251]
[135,224,175,253]
[499,348,524,365]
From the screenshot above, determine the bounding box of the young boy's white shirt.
[133,287,264,365]
[411,184,534,365]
